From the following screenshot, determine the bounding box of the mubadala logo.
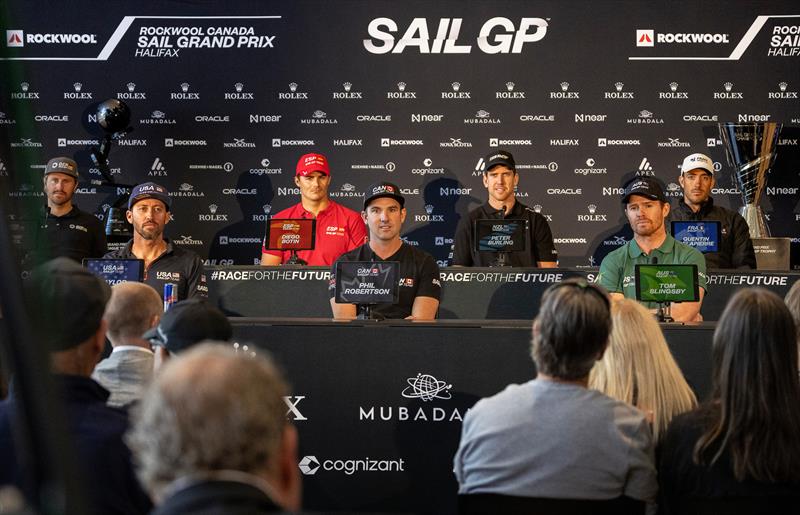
[520,114,555,122]
[550,81,579,99]
[198,204,228,222]
[550,138,579,146]
[442,81,471,99]
[381,138,423,147]
[356,114,392,122]
[11,138,42,148]
[683,114,718,122]
[490,138,532,147]
[598,137,640,147]
[117,82,146,100]
[34,114,68,122]
[412,113,444,123]
[301,110,338,124]
[333,139,363,146]
[298,455,404,476]
[547,188,582,195]
[738,114,771,122]
[627,109,664,124]
[278,82,308,100]
[11,82,39,100]
[330,183,363,198]
[574,158,607,175]
[170,82,200,100]
[333,82,363,99]
[714,82,743,99]
[440,137,473,148]
[464,109,500,124]
[0,111,17,124]
[496,81,525,99]
[411,158,445,176]
[63,82,92,99]
[415,204,445,222]
[387,82,417,99]
[666,182,683,198]
[141,110,176,125]
[577,204,607,222]
[604,82,634,99]
[657,137,691,148]
[224,82,254,100]
[171,183,205,197]
[359,372,464,423]
[174,235,203,246]
[248,114,281,123]
[272,139,315,147]
[575,114,607,123]
[8,183,44,198]
[659,82,689,99]
[769,82,798,99]
[165,138,207,147]
[363,17,548,54]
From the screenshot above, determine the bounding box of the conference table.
[213,267,797,514]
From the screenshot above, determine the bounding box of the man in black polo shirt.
[329,182,441,320]
[37,156,106,263]
[104,182,207,300]
[452,150,558,267]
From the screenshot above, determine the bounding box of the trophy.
[718,122,782,238]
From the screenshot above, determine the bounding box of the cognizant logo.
[298,455,405,476]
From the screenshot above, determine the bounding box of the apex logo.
[6,30,23,47]
[149,157,167,176]
[637,158,653,174]
[636,29,654,47]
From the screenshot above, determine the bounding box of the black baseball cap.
[128,182,172,211]
[621,177,667,204]
[25,257,111,351]
[45,157,79,179]
[144,298,232,354]
[483,150,516,172]
[363,181,405,210]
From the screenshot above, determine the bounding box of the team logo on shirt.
[399,278,414,287]
[156,271,181,281]
[325,225,346,236]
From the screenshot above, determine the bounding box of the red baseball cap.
[296,153,330,177]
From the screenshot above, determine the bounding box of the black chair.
[671,496,800,515]
[457,493,645,515]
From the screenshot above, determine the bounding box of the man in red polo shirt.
[260,152,366,266]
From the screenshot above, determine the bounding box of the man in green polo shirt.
[597,177,707,322]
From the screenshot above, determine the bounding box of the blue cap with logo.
[621,177,666,204]
[128,182,172,211]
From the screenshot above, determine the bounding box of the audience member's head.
[26,257,111,375]
[589,298,697,442]
[532,278,612,381]
[784,278,800,340]
[143,298,232,370]
[104,282,163,348]
[693,288,800,482]
[128,344,300,510]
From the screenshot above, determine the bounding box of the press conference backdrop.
[1,1,800,269]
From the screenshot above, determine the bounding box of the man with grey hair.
[93,281,163,408]
[454,279,657,506]
[128,344,301,514]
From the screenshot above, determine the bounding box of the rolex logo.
[724,82,733,92]
[127,82,136,92]
[209,204,218,214]
[588,204,597,214]
[397,82,407,92]
[289,82,298,92]
[20,82,29,92]
[533,204,543,213]
[615,82,624,92]
[451,82,461,91]
[779,82,788,92]
[669,82,678,92]
[560,82,570,92]
[73,82,82,92]
[263,204,272,214]
[425,204,434,215]
[234,82,244,92]
[343,82,352,92]
[180,82,190,92]
[506,82,515,91]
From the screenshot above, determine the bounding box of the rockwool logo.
[7,30,23,47]
[298,455,404,476]
[636,29,654,47]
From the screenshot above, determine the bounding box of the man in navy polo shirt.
[260,152,366,266]
[104,182,207,301]
[329,182,441,320]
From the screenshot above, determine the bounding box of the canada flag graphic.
[636,29,654,47]
[6,30,24,47]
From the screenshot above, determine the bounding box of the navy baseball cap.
[483,150,516,172]
[622,177,667,204]
[143,298,232,354]
[128,182,171,211]
[363,181,405,210]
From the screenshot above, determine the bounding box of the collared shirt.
[262,200,366,266]
[452,200,558,267]
[597,234,707,309]
[104,238,207,300]
[37,204,107,263]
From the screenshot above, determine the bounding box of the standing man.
[330,182,441,320]
[104,182,207,300]
[670,152,756,269]
[261,152,366,266]
[597,178,707,322]
[452,150,558,267]
[37,156,106,262]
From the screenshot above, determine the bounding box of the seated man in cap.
[260,152,366,266]
[329,182,441,320]
[104,182,207,301]
[92,282,163,408]
[34,156,107,263]
[597,177,707,322]
[128,344,301,514]
[0,258,152,514]
[144,298,233,371]
[452,150,558,267]
[670,152,756,269]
